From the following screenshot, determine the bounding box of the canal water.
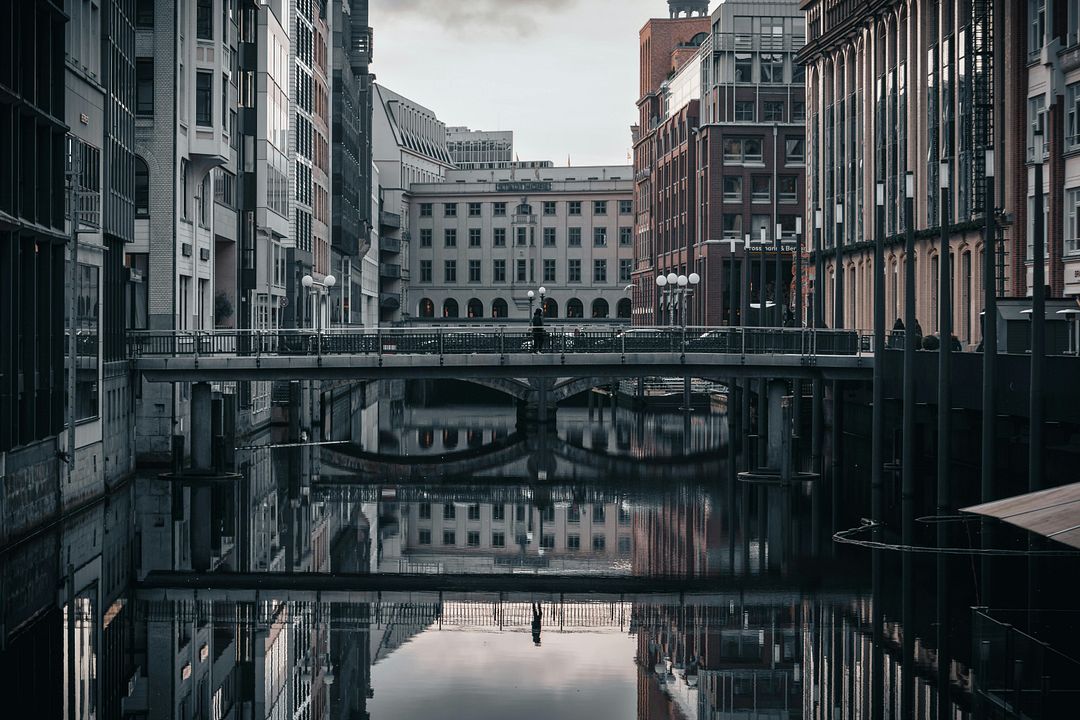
[2,393,1078,718]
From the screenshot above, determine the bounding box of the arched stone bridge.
[128,327,873,418]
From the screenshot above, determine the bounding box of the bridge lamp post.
[677,273,700,329]
[302,274,337,331]
[527,287,547,316]
[667,272,678,327]
[655,274,668,326]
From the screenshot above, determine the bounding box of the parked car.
[688,329,736,352]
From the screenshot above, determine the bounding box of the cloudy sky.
[369,0,709,167]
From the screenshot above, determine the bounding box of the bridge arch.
[454,377,533,403]
[551,377,610,404]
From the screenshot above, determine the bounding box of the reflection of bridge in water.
[132,592,862,631]
[318,430,728,485]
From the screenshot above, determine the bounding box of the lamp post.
[811,208,824,478]
[901,169,916,720]
[655,273,697,327]
[835,201,844,329]
[873,181,885,527]
[938,158,952,517]
[902,171,916,502]
[813,208,823,329]
[677,273,700,330]
[741,234,751,329]
[758,227,768,327]
[774,223,784,326]
[795,217,803,328]
[1031,125,1045,495]
[982,147,997,506]
[302,273,337,331]
[655,275,667,326]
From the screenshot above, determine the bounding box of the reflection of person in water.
[532,603,543,646]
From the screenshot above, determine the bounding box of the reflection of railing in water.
[312,485,625,506]
[136,599,637,630]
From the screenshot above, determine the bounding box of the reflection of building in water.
[378,500,634,574]
[634,600,806,719]
[126,438,377,720]
[0,488,135,719]
[799,596,973,720]
[373,404,517,456]
[632,488,713,578]
[560,407,728,459]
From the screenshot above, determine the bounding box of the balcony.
[379,210,401,230]
[380,263,401,280]
[379,293,400,310]
[380,236,402,254]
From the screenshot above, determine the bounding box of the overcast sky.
[369,0,709,167]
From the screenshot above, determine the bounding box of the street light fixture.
[527,287,548,316]
[302,274,338,330]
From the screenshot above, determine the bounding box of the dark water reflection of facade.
[2,403,1075,719]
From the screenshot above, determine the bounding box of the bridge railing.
[127,327,872,359]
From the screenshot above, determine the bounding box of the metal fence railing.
[127,326,872,360]
[971,608,1080,719]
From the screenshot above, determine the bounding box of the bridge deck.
[129,327,873,382]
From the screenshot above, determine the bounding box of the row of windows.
[419,297,630,320]
[722,176,800,203]
[418,226,633,249]
[417,529,628,551]
[731,51,805,86]
[722,137,805,165]
[720,214,801,241]
[732,99,806,124]
[419,199,633,218]
[418,503,629,523]
[419,258,632,285]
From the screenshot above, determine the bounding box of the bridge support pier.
[519,378,558,426]
[766,379,788,471]
[191,382,213,472]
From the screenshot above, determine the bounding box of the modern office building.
[632,0,806,327]
[130,0,244,457]
[1,0,137,539]
[288,0,333,321]
[798,0,1009,345]
[408,166,635,322]
[446,126,515,170]
[373,83,456,321]
[328,0,376,327]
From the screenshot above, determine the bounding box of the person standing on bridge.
[532,602,543,646]
[531,308,547,353]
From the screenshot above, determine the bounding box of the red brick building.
[633,2,807,328]
[632,13,711,325]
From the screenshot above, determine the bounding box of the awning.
[962,483,1080,550]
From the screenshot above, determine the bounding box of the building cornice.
[797,0,896,64]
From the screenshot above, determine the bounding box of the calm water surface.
[2,398,1078,718]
